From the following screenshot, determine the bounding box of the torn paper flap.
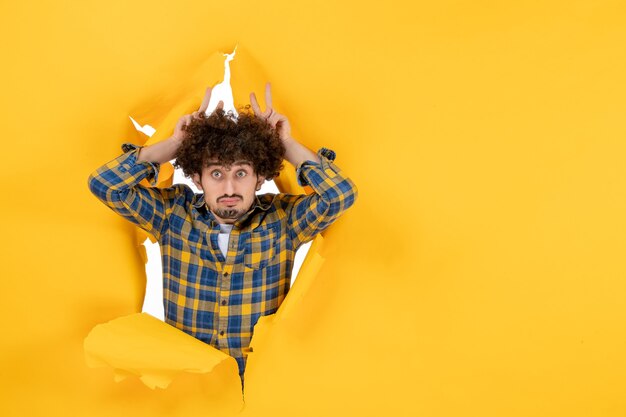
[84,312,238,389]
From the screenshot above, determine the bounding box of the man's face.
[192,160,265,224]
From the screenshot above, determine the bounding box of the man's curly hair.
[173,108,286,180]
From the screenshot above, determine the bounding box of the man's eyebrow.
[232,161,252,167]
[205,161,252,168]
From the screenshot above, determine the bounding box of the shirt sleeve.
[87,142,177,241]
[287,147,358,248]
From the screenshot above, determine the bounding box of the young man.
[88,83,358,385]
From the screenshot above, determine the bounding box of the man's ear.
[255,175,266,191]
[192,173,202,190]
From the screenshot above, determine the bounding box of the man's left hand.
[250,82,292,143]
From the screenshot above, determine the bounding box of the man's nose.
[223,178,235,195]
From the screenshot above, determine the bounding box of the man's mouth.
[219,197,240,205]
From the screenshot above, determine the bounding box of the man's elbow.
[87,171,117,203]
[347,180,358,207]
[339,177,358,212]
[323,178,358,216]
[87,172,101,198]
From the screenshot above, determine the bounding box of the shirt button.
[221,299,227,306]
[220,330,224,336]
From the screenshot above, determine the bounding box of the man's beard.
[213,207,245,219]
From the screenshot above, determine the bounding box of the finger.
[198,87,212,112]
[250,92,262,116]
[175,117,187,134]
[264,82,273,109]
[216,100,224,110]
[268,112,280,128]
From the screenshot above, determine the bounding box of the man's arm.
[286,147,358,248]
[88,87,217,239]
[249,82,358,248]
[88,142,178,241]
[282,136,321,167]
[136,135,182,164]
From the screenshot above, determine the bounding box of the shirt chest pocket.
[243,228,278,270]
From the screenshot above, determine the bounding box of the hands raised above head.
[171,82,292,144]
[250,82,292,143]
[162,81,314,167]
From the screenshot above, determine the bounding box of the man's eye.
[211,171,221,178]
[236,170,247,178]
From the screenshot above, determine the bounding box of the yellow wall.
[1,1,625,416]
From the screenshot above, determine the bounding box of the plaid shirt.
[88,143,358,381]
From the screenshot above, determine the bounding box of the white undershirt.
[217,223,234,258]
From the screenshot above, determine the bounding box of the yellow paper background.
[2,1,626,416]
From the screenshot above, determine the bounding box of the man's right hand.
[138,87,222,163]
[172,87,223,143]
